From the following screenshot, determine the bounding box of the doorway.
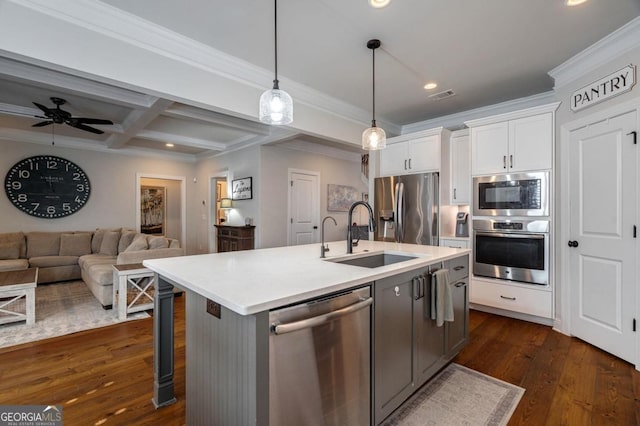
[136,173,186,246]
[566,108,637,364]
[209,173,229,253]
[287,169,320,246]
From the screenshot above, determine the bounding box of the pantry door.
[288,170,320,246]
[568,109,637,363]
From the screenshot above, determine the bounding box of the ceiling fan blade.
[71,123,105,134]
[32,120,53,127]
[70,117,114,125]
[32,102,53,115]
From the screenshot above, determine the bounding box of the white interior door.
[288,171,320,246]
[568,110,637,363]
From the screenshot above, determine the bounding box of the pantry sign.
[571,65,635,112]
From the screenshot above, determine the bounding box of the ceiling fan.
[31,97,113,135]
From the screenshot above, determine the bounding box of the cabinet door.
[440,238,469,249]
[374,271,414,424]
[471,121,509,175]
[379,142,408,176]
[450,133,470,204]
[445,280,469,356]
[509,113,553,172]
[409,135,440,173]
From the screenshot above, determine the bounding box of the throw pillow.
[118,230,137,253]
[26,232,60,258]
[59,233,92,256]
[99,230,121,256]
[0,241,20,260]
[125,234,149,252]
[148,235,169,249]
[91,228,120,253]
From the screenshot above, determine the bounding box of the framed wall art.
[232,177,252,200]
[140,185,165,235]
[327,184,360,211]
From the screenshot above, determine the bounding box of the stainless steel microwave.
[473,172,549,217]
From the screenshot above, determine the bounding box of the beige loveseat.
[0,229,183,307]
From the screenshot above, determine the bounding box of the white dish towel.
[431,269,454,327]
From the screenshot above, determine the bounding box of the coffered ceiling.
[0,0,638,159]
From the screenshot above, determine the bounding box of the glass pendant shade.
[362,124,386,150]
[259,87,293,125]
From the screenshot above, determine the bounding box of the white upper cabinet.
[449,130,470,205]
[380,128,449,177]
[466,104,559,176]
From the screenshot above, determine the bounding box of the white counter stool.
[112,263,155,321]
[0,268,38,325]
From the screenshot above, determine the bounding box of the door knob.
[568,240,579,247]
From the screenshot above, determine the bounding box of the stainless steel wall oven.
[473,171,549,217]
[473,219,550,286]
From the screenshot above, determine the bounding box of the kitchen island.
[144,240,470,425]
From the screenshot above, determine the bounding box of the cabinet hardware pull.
[509,154,513,168]
[404,159,407,170]
[503,155,506,169]
[394,286,400,297]
[453,188,457,199]
[500,295,516,301]
[408,158,411,169]
[453,266,465,271]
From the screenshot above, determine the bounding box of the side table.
[0,268,38,325]
[112,263,155,321]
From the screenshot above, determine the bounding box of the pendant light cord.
[273,0,280,90]
[371,46,376,127]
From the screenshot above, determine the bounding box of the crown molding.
[403,91,556,133]
[9,0,392,132]
[464,102,560,128]
[549,16,640,89]
[274,139,362,163]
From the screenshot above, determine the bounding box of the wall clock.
[4,155,91,218]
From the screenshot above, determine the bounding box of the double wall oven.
[472,172,550,286]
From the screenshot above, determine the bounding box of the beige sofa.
[0,229,183,307]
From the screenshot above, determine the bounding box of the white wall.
[260,144,368,249]
[0,139,197,249]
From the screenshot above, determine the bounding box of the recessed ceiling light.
[369,0,390,8]
[166,143,174,148]
[424,82,438,90]
[566,0,588,6]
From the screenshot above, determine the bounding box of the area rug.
[0,280,149,349]
[383,363,524,426]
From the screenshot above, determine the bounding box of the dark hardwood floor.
[0,298,638,425]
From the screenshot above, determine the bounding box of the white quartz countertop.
[144,240,469,316]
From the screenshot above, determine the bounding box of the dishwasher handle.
[272,297,373,335]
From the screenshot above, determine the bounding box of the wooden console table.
[215,225,255,252]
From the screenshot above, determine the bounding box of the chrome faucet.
[321,216,337,258]
[347,201,375,254]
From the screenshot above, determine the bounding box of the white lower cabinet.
[470,277,552,319]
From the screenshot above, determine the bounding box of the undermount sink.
[329,252,417,268]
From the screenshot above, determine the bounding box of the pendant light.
[259,0,293,125]
[362,39,386,150]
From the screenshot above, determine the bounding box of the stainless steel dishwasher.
[269,285,372,426]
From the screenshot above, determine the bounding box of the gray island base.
[145,240,470,425]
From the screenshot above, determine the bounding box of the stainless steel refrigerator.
[374,172,439,245]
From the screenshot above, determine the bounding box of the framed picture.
[232,177,252,200]
[327,184,360,211]
[140,186,165,235]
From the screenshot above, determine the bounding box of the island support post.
[152,275,176,408]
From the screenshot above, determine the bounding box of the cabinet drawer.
[445,255,469,283]
[470,278,552,318]
[440,238,469,249]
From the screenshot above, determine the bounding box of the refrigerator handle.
[395,182,404,242]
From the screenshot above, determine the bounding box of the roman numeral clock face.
[4,156,91,218]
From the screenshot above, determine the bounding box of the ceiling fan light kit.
[259,0,293,125]
[362,39,386,151]
[32,97,113,135]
